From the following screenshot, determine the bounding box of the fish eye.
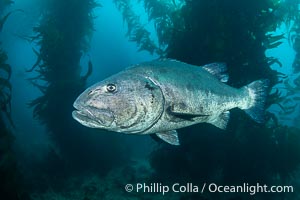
[106,83,117,93]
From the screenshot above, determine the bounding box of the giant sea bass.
[72,59,269,145]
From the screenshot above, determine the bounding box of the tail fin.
[243,79,269,123]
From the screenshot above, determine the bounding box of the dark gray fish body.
[72,59,269,145]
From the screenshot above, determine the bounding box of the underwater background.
[1,0,300,199]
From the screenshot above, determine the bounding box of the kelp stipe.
[27,0,98,174]
[0,1,24,199]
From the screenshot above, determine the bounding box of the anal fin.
[156,130,180,145]
[209,111,230,130]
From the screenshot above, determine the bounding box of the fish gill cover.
[0,0,300,199]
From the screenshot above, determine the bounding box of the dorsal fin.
[202,63,229,83]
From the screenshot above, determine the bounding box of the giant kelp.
[268,0,300,123]
[114,0,185,55]
[114,0,161,54]
[286,0,300,73]
[0,48,12,125]
[115,0,300,199]
[287,2,300,126]
[115,0,285,85]
[0,44,20,200]
[0,0,23,199]
[27,0,131,190]
[166,0,287,87]
[27,0,101,179]
[291,23,300,73]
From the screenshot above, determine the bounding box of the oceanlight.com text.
[208,183,294,195]
[124,182,294,195]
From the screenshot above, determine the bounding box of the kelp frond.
[140,0,185,47]
[114,0,158,54]
[0,48,13,127]
[289,21,300,72]
[268,75,300,120]
[81,56,93,82]
[27,0,97,143]
[114,0,179,55]
[0,9,24,32]
[278,0,300,73]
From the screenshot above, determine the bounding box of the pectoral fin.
[156,130,180,145]
[209,111,230,130]
[168,105,209,121]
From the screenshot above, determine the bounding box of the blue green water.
[0,0,300,199]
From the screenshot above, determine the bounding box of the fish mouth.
[72,105,115,128]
